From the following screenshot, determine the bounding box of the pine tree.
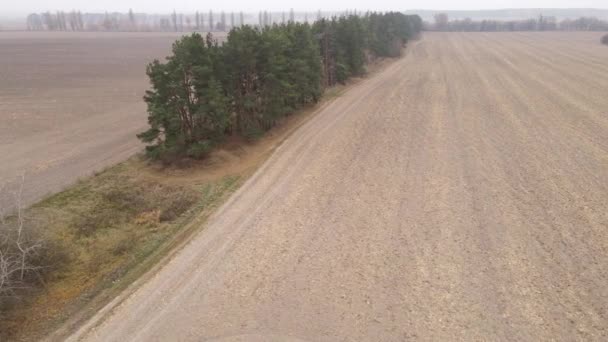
[224,26,264,135]
[139,34,230,160]
[284,22,322,106]
[257,26,291,128]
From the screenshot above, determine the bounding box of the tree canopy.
[139,13,422,162]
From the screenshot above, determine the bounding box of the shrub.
[602,34,608,45]
[0,184,53,315]
[72,179,198,237]
[186,141,213,159]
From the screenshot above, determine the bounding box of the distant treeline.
[26,10,245,32]
[432,13,608,32]
[26,9,364,32]
[139,13,422,161]
[407,8,608,23]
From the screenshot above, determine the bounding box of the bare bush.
[0,176,44,307]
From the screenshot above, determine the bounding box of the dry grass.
[0,158,242,340]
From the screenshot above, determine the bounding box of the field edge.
[36,55,405,342]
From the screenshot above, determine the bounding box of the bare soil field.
[60,32,608,341]
[0,31,225,208]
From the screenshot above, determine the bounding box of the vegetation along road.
[67,32,608,341]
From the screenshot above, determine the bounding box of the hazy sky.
[4,0,608,14]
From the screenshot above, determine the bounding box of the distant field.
[0,32,225,208]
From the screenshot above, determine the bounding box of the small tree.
[26,13,43,31]
[128,8,136,30]
[220,12,227,31]
[434,13,449,31]
[0,177,44,308]
[76,11,84,31]
[171,10,178,31]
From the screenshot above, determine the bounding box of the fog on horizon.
[3,0,608,15]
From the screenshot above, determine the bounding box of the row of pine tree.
[138,13,423,162]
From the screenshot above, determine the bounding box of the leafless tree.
[434,13,449,31]
[76,11,84,31]
[220,12,226,31]
[26,13,44,31]
[185,16,191,31]
[128,8,137,31]
[171,10,178,32]
[0,176,43,303]
[209,10,214,31]
[102,12,113,31]
[263,11,270,27]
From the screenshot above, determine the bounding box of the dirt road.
[64,32,608,341]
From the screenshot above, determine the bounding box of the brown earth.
[56,32,608,341]
[1,74,359,341]
[0,31,225,209]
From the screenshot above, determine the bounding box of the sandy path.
[63,32,608,341]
